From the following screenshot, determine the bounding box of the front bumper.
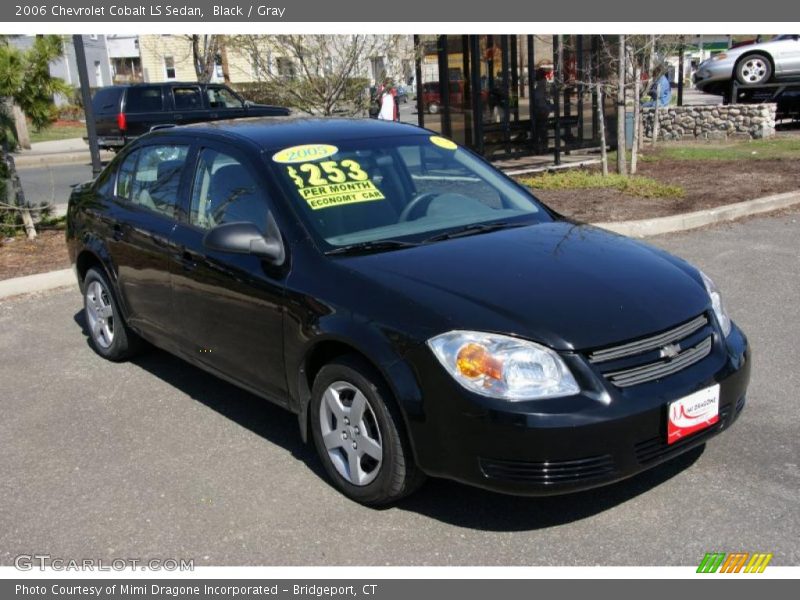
[404,323,750,496]
[693,60,736,93]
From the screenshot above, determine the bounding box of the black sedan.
[66,118,750,505]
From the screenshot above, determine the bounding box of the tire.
[427,102,440,115]
[310,355,425,505]
[735,53,772,85]
[83,267,143,361]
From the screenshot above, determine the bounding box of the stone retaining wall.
[642,104,776,141]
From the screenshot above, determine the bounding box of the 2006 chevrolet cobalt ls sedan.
[66,118,750,505]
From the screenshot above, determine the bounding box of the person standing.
[378,81,397,121]
[533,68,554,153]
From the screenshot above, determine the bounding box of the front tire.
[83,267,143,361]
[735,54,772,85]
[310,355,425,505]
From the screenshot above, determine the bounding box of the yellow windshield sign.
[272,144,339,164]
[430,136,458,150]
[285,158,385,210]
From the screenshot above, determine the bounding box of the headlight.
[699,270,732,337]
[711,53,729,61]
[427,331,580,400]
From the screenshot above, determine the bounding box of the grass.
[519,170,684,199]
[29,123,87,144]
[621,136,800,163]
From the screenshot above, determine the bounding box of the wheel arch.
[292,330,423,460]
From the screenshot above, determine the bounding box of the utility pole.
[73,35,102,177]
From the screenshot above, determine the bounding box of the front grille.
[634,405,730,464]
[587,314,714,388]
[479,454,615,484]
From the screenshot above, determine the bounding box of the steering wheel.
[398,192,439,222]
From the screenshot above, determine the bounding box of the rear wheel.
[310,355,425,505]
[735,54,772,85]
[427,102,440,115]
[83,267,143,361]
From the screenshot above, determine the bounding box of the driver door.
[170,142,288,404]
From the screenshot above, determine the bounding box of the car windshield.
[268,134,551,250]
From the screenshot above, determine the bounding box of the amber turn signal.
[456,343,504,380]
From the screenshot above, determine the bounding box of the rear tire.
[83,267,143,361]
[310,355,425,506]
[735,53,772,85]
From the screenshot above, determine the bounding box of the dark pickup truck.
[89,82,290,151]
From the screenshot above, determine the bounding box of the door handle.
[174,113,183,119]
[112,224,125,241]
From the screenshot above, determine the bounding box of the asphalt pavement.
[16,162,96,215]
[0,209,798,566]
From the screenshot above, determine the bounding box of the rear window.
[91,88,123,114]
[124,86,164,113]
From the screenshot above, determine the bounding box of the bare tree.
[596,84,608,176]
[187,35,223,83]
[616,35,627,176]
[630,50,641,174]
[229,35,410,116]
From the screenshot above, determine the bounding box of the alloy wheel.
[318,381,383,486]
[740,57,769,83]
[85,280,115,349]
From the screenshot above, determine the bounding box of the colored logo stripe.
[697,552,773,573]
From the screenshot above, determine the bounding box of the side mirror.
[203,215,285,265]
[244,100,254,108]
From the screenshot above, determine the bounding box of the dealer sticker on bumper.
[667,384,720,445]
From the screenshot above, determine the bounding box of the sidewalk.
[13,138,114,168]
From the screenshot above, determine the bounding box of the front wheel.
[427,102,440,115]
[736,54,772,85]
[310,355,425,505]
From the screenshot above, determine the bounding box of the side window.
[172,86,202,110]
[206,86,243,109]
[116,150,139,200]
[128,145,189,217]
[124,86,163,113]
[189,149,266,232]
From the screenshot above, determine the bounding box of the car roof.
[155,117,427,150]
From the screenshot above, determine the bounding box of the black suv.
[89,82,289,151]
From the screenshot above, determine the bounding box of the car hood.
[341,222,711,351]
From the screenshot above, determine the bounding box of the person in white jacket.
[378,83,397,121]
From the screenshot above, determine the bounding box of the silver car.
[694,35,800,96]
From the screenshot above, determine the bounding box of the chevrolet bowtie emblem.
[659,343,681,359]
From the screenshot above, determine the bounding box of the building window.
[89,34,98,41]
[370,57,386,83]
[276,57,296,80]
[94,60,103,87]
[164,56,176,80]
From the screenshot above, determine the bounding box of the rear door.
[170,85,208,126]
[90,87,124,138]
[169,142,288,403]
[106,140,192,346]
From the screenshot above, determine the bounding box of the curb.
[594,191,800,238]
[0,268,74,300]
[1,190,799,299]
[14,151,114,168]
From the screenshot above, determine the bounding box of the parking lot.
[1,209,798,566]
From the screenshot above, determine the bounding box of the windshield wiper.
[421,221,527,244]
[325,239,419,256]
